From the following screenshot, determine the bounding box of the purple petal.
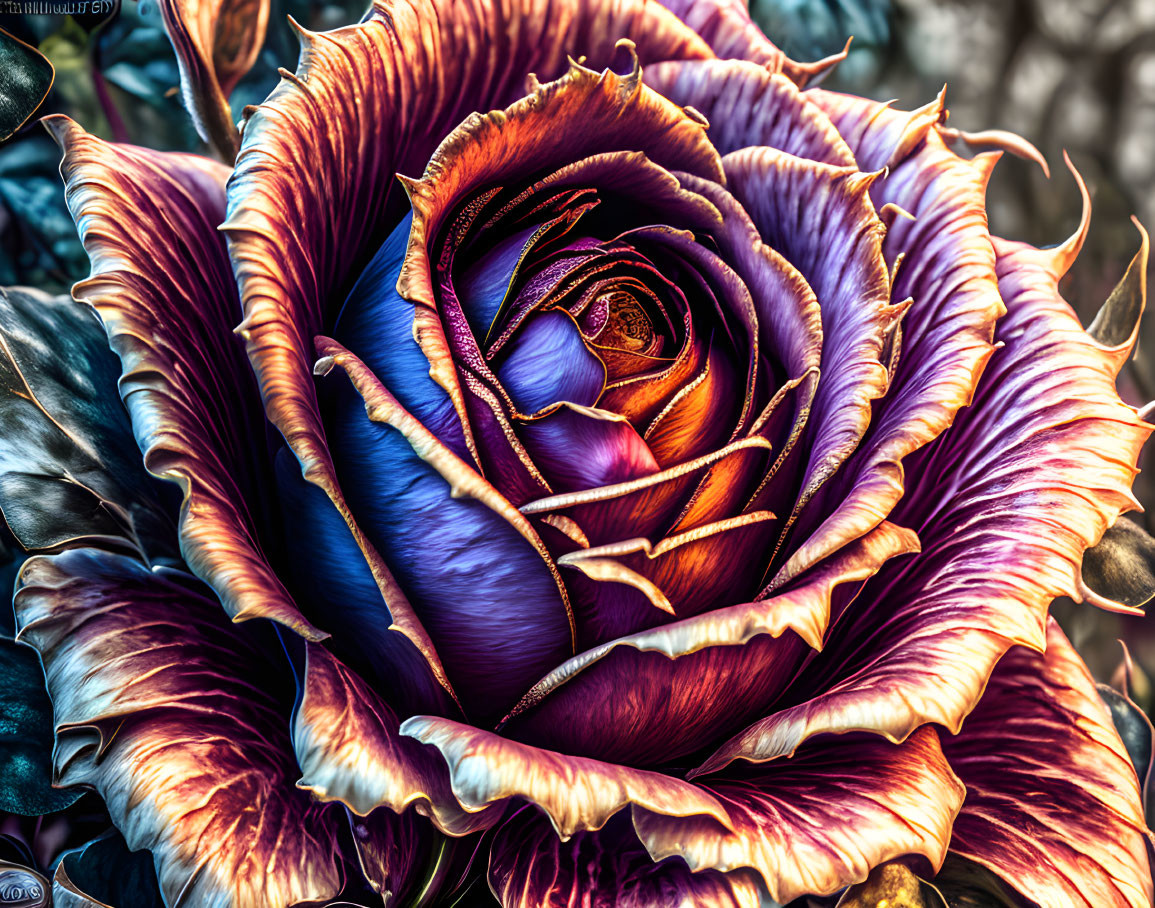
[518,403,659,494]
[497,310,606,415]
[645,59,853,165]
[774,96,1004,589]
[697,217,1150,770]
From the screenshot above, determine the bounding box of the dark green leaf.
[1097,683,1154,800]
[0,635,81,816]
[1082,517,1155,609]
[0,28,53,142]
[52,831,163,908]
[0,286,177,562]
[1087,224,1148,348]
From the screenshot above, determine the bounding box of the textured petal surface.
[400,715,734,839]
[293,643,497,836]
[776,95,1002,589]
[317,339,574,719]
[47,115,323,641]
[0,286,173,560]
[700,216,1151,771]
[723,147,895,543]
[644,59,852,165]
[637,727,963,904]
[489,809,764,908]
[943,620,1152,908]
[158,0,268,158]
[14,550,348,907]
[498,521,917,765]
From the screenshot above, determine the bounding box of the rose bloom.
[2,0,1152,905]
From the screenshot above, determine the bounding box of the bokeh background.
[0,0,1153,870]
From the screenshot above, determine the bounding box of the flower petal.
[46,115,324,642]
[316,339,575,719]
[272,446,454,716]
[722,147,896,547]
[0,286,173,560]
[14,550,347,906]
[399,716,734,839]
[293,642,497,837]
[158,0,269,158]
[698,216,1151,771]
[497,521,918,766]
[645,59,853,165]
[942,619,1153,908]
[635,727,963,904]
[489,809,765,908]
[774,101,1003,590]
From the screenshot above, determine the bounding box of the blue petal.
[273,447,453,716]
[495,310,605,414]
[457,224,538,337]
[334,211,467,458]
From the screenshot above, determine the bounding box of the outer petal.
[158,0,269,159]
[497,521,918,765]
[489,809,764,908]
[293,641,496,836]
[775,96,1003,589]
[399,716,735,839]
[46,116,324,641]
[644,59,853,165]
[636,727,963,905]
[943,620,1152,908]
[698,218,1151,771]
[13,550,347,907]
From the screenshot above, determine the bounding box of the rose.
[0,0,1151,904]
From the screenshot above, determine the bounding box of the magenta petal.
[943,620,1152,907]
[46,115,323,641]
[14,550,348,905]
[636,728,963,904]
[498,522,917,765]
[489,809,765,908]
